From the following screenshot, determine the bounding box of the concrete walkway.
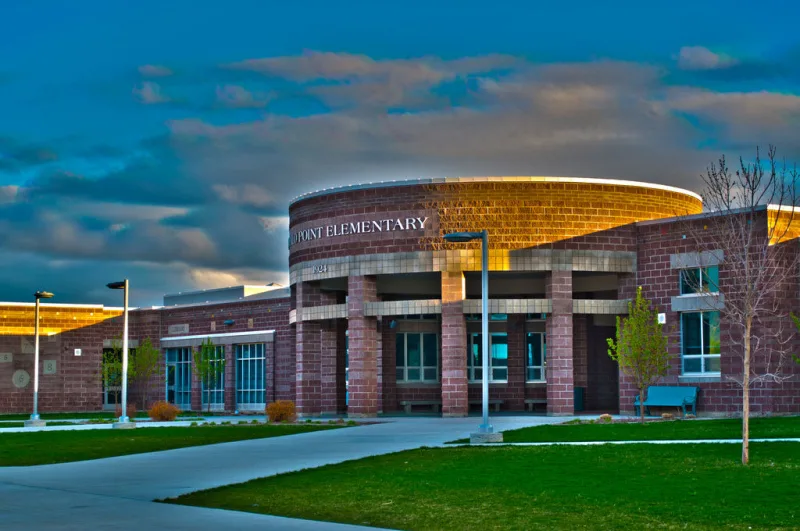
[0,415,567,530]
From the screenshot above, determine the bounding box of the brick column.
[441,271,468,417]
[320,320,339,415]
[295,281,322,417]
[507,314,526,411]
[546,270,574,415]
[617,273,637,414]
[381,318,398,413]
[347,276,379,417]
[191,369,202,412]
[336,320,347,413]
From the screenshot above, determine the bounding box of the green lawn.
[169,443,800,530]
[0,424,340,466]
[0,421,78,428]
[449,416,800,444]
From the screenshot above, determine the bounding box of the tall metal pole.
[120,278,130,423]
[31,297,41,421]
[480,230,492,433]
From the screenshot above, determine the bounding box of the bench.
[524,398,547,412]
[469,399,504,412]
[634,386,699,417]
[399,400,441,414]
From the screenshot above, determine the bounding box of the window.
[466,314,508,321]
[165,347,192,410]
[201,345,226,410]
[395,332,438,382]
[467,332,508,382]
[526,332,546,382]
[681,311,721,374]
[680,266,719,295]
[236,343,265,410]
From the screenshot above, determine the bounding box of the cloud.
[215,84,272,108]
[0,137,58,173]
[132,81,171,104]
[213,183,275,207]
[678,46,738,71]
[0,185,19,203]
[138,64,173,77]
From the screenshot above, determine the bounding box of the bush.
[115,403,137,420]
[266,400,296,423]
[598,414,613,423]
[661,413,675,420]
[148,401,181,421]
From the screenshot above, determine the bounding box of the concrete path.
[0,415,567,530]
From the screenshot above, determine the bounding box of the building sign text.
[291,217,429,246]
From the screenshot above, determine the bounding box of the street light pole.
[108,279,134,428]
[479,230,491,434]
[442,231,499,442]
[27,290,53,428]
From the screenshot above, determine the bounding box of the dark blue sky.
[1,1,799,305]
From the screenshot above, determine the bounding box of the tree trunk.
[639,387,645,424]
[742,317,752,465]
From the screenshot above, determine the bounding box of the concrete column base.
[112,422,137,430]
[347,412,377,419]
[470,432,504,443]
[442,413,468,418]
[24,419,46,428]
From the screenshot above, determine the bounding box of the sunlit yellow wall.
[0,305,122,336]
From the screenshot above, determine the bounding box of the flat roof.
[290,176,703,205]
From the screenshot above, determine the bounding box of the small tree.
[607,286,671,424]
[192,338,226,413]
[101,336,137,406]
[131,337,162,410]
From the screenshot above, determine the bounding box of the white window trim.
[525,332,546,383]
[680,311,721,376]
[679,266,719,296]
[235,343,266,410]
[467,332,509,383]
[396,332,439,383]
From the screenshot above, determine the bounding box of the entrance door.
[102,348,121,410]
[586,325,619,412]
[165,347,192,410]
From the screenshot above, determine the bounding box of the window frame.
[679,265,719,295]
[200,345,226,410]
[395,332,439,383]
[680,310,721,376]
[466,332,509,383]
[235,343,266,410]
[525,332,547,383]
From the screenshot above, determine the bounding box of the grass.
[0,421,78,428]
[169,443,800,530]
[0,424,340,466]
[448,416,800,444]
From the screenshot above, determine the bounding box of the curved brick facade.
[289,177,702,268]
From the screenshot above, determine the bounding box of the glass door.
[165,347,192,410]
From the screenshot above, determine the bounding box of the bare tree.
[683,146,799,465]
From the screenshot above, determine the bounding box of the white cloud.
[132,81,171,104]
[678,46,738,70]
[138,64,173,77]
[215,85,272,108]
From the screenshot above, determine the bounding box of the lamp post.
[25,290,53,428]
[443,231,500,442]
[107,279,134,428]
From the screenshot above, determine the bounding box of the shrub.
[148,401,181,421]
[115,403,137,420]
[598,414,613,423]
[661,413,675,420]
[189,422,198,427]
[251,419,259,425]
[266,400,296,423]
[685,413,696,419]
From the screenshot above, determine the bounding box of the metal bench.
[399,400,441,414]
[524,398,547,412]
[469,399,504,412]
[634,386,699,417]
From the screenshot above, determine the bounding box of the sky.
[1,1,799,306]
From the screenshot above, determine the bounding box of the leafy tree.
[101,336,137,405]
[607,286,671,424]
[130,337,162,409]
[192,338,226,413]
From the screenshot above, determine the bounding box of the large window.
[526,332,546,382]
[236,343,266,410]
[201,345,226,410]
[680,266,719,295]
[165,347,192,410]
[396,332,438,382]
[681,311,721,374]
[467,332,508,382]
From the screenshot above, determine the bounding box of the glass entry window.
[201,345,226,411]
[681,311,721,374]
[467,332,508,382]
[165,347,192,410]
[526,332,546,382]
[236,343,266,410]
[395,332,438,382]
[102,347,121,409]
